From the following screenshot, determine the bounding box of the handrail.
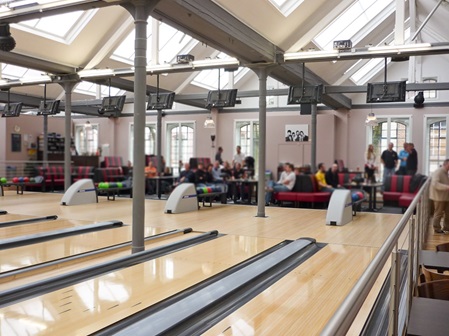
[321,177,431,336]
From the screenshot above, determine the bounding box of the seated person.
[232,162,245,180]
[221,161,233,180]
[144,160,157,178]
[194,163,212,186]
[265,162,296,205]
[211,161,223,182]
[316,163,335,192]
[325,163,341,188]
[176,162,194,185]
[144,161,158,194]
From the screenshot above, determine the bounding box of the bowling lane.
[0,225,164,274]
[0,230,202,290]
[0,218,96,239]
[204,243,381,336]
[0,234,283,336]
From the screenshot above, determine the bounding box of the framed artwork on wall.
[11,133,21,152]
[285,124,309,142]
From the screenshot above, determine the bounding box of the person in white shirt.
[232,145,246,167]
[265,163,296,205]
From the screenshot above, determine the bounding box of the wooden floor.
[0,191,409,335]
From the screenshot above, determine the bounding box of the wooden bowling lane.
[0,229,201,291]
[0,234,284,336]
[204,243,381,336]
[0,218,97,240]
[0,225,162,275]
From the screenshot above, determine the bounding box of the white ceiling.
[1,0,448,112]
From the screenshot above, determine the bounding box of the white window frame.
[424,114,448,175]
[74,123,99,156]
[129,123,157,164]
[166,121,196,175]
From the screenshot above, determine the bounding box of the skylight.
[1,64,45,80]
[314,0,393,50]
[111,18,195,66]
[268,0,304,17]
[74,81,125,98]
[191,53,248,90]
[350,27,411,85]
[12,9,96,44]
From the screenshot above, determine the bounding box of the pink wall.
[3,104,448,177]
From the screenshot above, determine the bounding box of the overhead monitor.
[366,81,407,103]
[1,102,22,117]
[147,92,175,110]
[205,89,238,109]
[37,100,60,115]
[287,84,323,104]
[98,95,126,117]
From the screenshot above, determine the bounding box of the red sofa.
[383,174,426,209]
[274,174,331,208]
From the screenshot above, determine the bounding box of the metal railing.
[321,178,431,336]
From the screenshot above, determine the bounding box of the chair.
[421,265,449,282]
[436,243,449,252]
[417,279,449,301]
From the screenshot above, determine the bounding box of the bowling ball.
[0,177,6,184]
[104,182,109,189]
[98,182,105,189]
[207,187,213,193]
[109,182,117,188]
[18,177,24,183]
[29,177,35,183]
[203,187,208,194]
[351,193,358,202]
[12,177,19,183]
[117,182,123,188]
[23,177,29,183]
[357,191,364,199]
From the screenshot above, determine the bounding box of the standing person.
[406,143,418,176]
[365,144,377,183]
[265,163,296,205]
[397,142,409,175]
[215,146,223,165]
[429,159,449,234]
[381,142,398,188]
[232,145,245,167]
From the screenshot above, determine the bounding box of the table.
[0,182,43,195]
[227,179,258,204]
[407,297,449,336]
[359,182,383,212]
[419,250,449,273]
[146,176,175,199]
[96,187,132,201]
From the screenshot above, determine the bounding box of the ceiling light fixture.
[204,115,215,128]
[365,112,378,126]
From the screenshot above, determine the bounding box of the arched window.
[235,120,259,170]
[166,122,195,174]
[129,123,157,164]
[368,117,409,178]
[75,123,98,155]
[427,118,447,174]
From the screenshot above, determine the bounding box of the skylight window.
[111,18,195,66]
[268,0,304,17]
[350,27,411,85]
[1,64,45,80]
[314,0,393,50]
[191,53,248,90]
[12,9,96,44]
[74,81,125,98]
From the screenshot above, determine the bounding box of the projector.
[176,54,194,64]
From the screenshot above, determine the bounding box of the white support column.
[394,0,405,45]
